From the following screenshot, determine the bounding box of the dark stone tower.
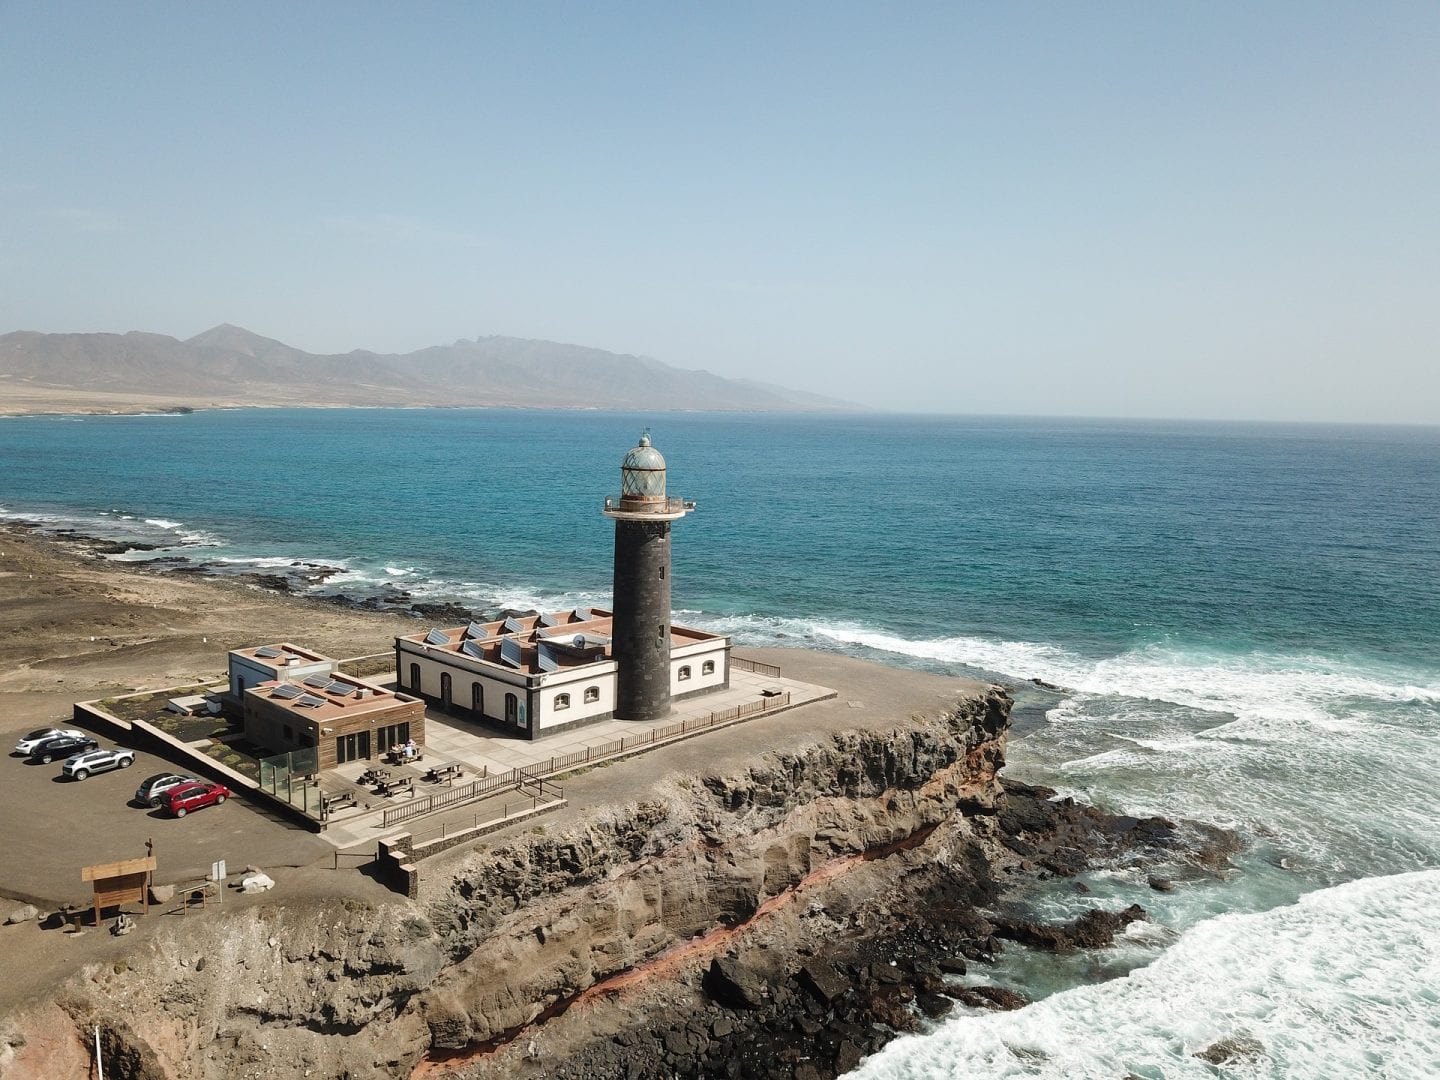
[604,432,693,721]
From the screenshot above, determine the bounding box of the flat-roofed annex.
[247,673,401,722]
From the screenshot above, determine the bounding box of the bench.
[426,764,463,783]
[378,777,413,797]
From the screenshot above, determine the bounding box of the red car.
[164,780,231,817]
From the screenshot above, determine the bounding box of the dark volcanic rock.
[704,955,769,1009]
[916,992,954,1019]
[953,984,1030,1011]
[797,961,849,1005]
[1194,1033,1265,1065]
[993,904,1147,952]
[409,601,477,623]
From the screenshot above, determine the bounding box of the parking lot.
[0,718,329,907]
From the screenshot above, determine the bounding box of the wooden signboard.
[81,855,157,926]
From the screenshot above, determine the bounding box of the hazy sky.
[2,4,1437,422]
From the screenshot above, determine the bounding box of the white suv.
[13,728,84,755]
[62,748,136,780]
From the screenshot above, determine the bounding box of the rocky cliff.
[0,683,1218,1080]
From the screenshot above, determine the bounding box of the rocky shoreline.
[463,780,1237,1080]
[1,519,486,624]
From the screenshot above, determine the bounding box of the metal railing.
[732,656,782,678]
[378,688,791,828]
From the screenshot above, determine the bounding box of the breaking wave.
[848,870,1440,1080]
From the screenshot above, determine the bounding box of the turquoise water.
[3,408,1438,1076]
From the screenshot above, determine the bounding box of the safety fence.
[378,689,790,828]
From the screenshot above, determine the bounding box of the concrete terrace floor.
[317,664,837,848]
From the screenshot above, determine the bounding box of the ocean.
[3,407,1438,1077]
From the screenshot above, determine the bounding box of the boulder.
[703,955,768,1009]
[4,905,39,925]
[149,884,176,904]
[916,993,954,1019]
[954,985,1029,1011]
[797,961,850,1005]
[240,872,275,894]
[1195,1034,1265,1065]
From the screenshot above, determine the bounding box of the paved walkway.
[316,665,834,848]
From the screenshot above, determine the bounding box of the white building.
[394,607,731,739]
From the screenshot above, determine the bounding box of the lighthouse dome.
[620,432,667,500]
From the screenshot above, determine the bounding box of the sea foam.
[848,870,1440,1080]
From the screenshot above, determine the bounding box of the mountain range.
[0,325,854,413]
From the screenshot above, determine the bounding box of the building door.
[472,682,484,719]
[409,663,421,693]
[335,731,372,764]
[505,693,518,726]
[440,672,452,711]
[376,722,410,754]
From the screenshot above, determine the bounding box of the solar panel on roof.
[295,693,327,708]
[255,646,281,658]
[303,674,331,688]
[461,639,486,660]
[537,644,559,673]
[499,638,523,668]
[502,616,526,635]
[538,612,560,627]
[464,621,487,639]
[573,608,592,622]
[425,628,451,646]
[324,681,352,695]
[271,683,302,700]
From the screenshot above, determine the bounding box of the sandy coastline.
[0,524,422,729]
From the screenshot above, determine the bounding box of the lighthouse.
[603,432,694,721]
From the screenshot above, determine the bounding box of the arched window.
[472,682,484,718]
[409,663,421,692]
[440,672,452,709]
[678,665,692,681]
[702,660,715,675]
[505,693,519,726]
[584,686,600,703]
[554,693,571,711]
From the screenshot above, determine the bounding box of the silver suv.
[135,773,199,808]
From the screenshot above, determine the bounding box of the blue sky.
[2,3,1436,421]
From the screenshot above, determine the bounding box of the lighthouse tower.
[603,432,694,721]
